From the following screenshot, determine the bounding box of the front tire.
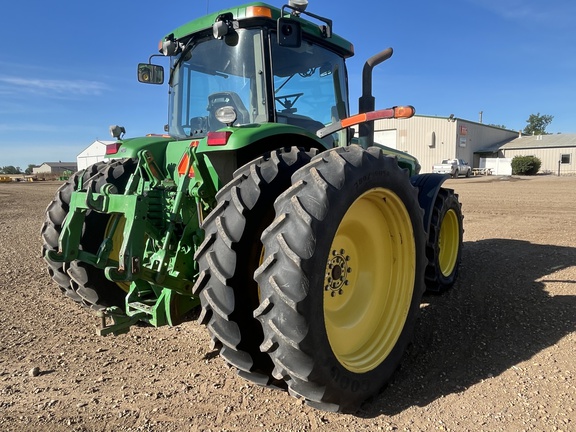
[254,145,426,412]
[424,188,463,293]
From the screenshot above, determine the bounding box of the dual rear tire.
[42,160,135,310]
[197,145,427,412]
[193,147,316,387]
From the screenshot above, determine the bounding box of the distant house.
[77,140,115,170]
[33,162,78,175]
[498,134,576,175]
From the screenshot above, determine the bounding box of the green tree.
[25,164,36,175]
[523,113,553,135]
[1,165,21,174]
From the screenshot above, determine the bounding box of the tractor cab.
[138,1,353,147]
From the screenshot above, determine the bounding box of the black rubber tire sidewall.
[301,152,425,411]
[194,147,315,384]
[66,159,137,309]
[425,188,463,293]
[257,146,426,412]
[42,162,109,304]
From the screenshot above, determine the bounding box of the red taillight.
[106,142,122,155]
[207,131,232,146]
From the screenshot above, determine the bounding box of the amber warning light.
[316,106,415,139]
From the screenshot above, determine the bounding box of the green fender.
[410,173,450,235]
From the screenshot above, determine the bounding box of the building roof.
[474,137,517,154]
[474,133,576,154]
[41,162,78,168]
[501,133,576,150]
[79,140,115,154]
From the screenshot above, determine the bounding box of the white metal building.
[77,140,115,170]
[373,115,518,173]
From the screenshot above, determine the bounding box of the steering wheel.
[275,93,304,113]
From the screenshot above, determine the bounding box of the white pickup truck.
[432,159,472,178]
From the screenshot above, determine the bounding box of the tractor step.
[96,307,148,336]
[127,301,154,314]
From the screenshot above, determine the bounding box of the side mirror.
[137,63,164,85]
[277,17,301,47]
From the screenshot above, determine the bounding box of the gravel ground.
[0,175,574,431]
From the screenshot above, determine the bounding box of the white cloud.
[0,76,109,97]
[467,0,576,26]
[0,123,63,134]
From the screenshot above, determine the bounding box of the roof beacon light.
[289,0,308,13]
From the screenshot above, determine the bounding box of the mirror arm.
[148,53,165,64]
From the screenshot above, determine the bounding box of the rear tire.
[424,188,463,293]
[42,159,136,310]
[42,162,108,305]
[193,147,316,387]
[66,159,137,310]
[254,146,426,412]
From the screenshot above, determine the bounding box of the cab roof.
[163,2,354,58]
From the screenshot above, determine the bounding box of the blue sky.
[1,0,575,169]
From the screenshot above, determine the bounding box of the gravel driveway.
[0,175,574,431]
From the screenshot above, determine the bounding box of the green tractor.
[42,0,463,412]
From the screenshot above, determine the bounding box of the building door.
[374,129,397,149]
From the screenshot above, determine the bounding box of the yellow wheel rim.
[105,216,131,292]
[323,188,416,373]
[438,208,459,277]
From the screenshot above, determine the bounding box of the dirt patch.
[0,176,574,431]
